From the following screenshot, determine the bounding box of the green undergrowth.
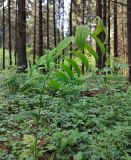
[0,71,131,160]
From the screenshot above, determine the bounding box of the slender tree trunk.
[102,0,107,67]
[96,0,103,69]
[61,0,64,62]
[17,0,27,72]
[39,0,43,57]
[114,0,118,57]
[107,0,110,67]
[69,0,73,59]
[82,0,85,74]
[47,0,50,48]
[2,0,5,69]
[14,0,18,65]
[58,0,61,43]
[121,5,125,74]
[57,0,61,67]
[33,0,37,64]
[121,5,126,75]
[8,0,12,65]
[53,0,56,47]
[127,0,131,82]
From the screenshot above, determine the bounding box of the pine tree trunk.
[39,0,43,57]
[107,0,110,67]
[8,0,12,66]
[102,0,107,67]
[47,0,50,48]
[53,0,56,47]
[96,0,103,69]
[82,0,85,74]
[14,0,18,65]
[114,0,118,57]
[69,0,73,59]
[58,0,61,43]
[127,0,131,82]
[2,0,5,69]
[33,0,37,64]
[62,0,65,62]
[17,0,27,72]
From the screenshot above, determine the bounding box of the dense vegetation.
[0,71,131,160]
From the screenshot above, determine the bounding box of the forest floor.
[0,72,131,160]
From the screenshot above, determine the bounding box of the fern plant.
[14,17,107,160]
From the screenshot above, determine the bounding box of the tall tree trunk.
[107,0,110,67]
[53,0,56,47]
[58,0,61,43]
[69,0,73,59]
[96,0,103,69]
[82,0,85,74]
[2,0,5,69]
[47,0,50,48]
[39,0,43,56]
[121,5,126,75]
[17,0,27,72]
[114,0,118,57]
[33,0,37,64]
[8,0,12,66]
[127,0,131,82]
[57,0,61,67]
[61,0,64,62]
[14,0,18,65]
[102,0,107,67]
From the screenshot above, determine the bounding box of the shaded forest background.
[0,0,128,74]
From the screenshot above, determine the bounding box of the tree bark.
[102,0,107,67]
[127,0,131,82]
[96,0,103,69]
[39,0,43,57]
[8,0,12,66]
[33,0,37,64]
[53,0,56,47]
[69,0,73,59]
[14,0,18,65]
[114,0,118,57]
[2,0,5,69]
[61,0,65,62]
[82,0,86,74]
[17,0,27,72]
[107,0,110,67]
[47,0,50,48]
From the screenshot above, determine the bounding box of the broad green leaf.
[75,25,90,50]
[54,36,74,58]
[74,51,89,71]
[91,34,105,54]
[93,17,103,36]
[93,17,108,44]
[85,43,98,62]
[67,59,81,77]
[46,52,54,68]
[55,71,69,82]
[14,111,38,122]
[61,63,74,79]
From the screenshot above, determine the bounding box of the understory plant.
[14,17,107,160]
